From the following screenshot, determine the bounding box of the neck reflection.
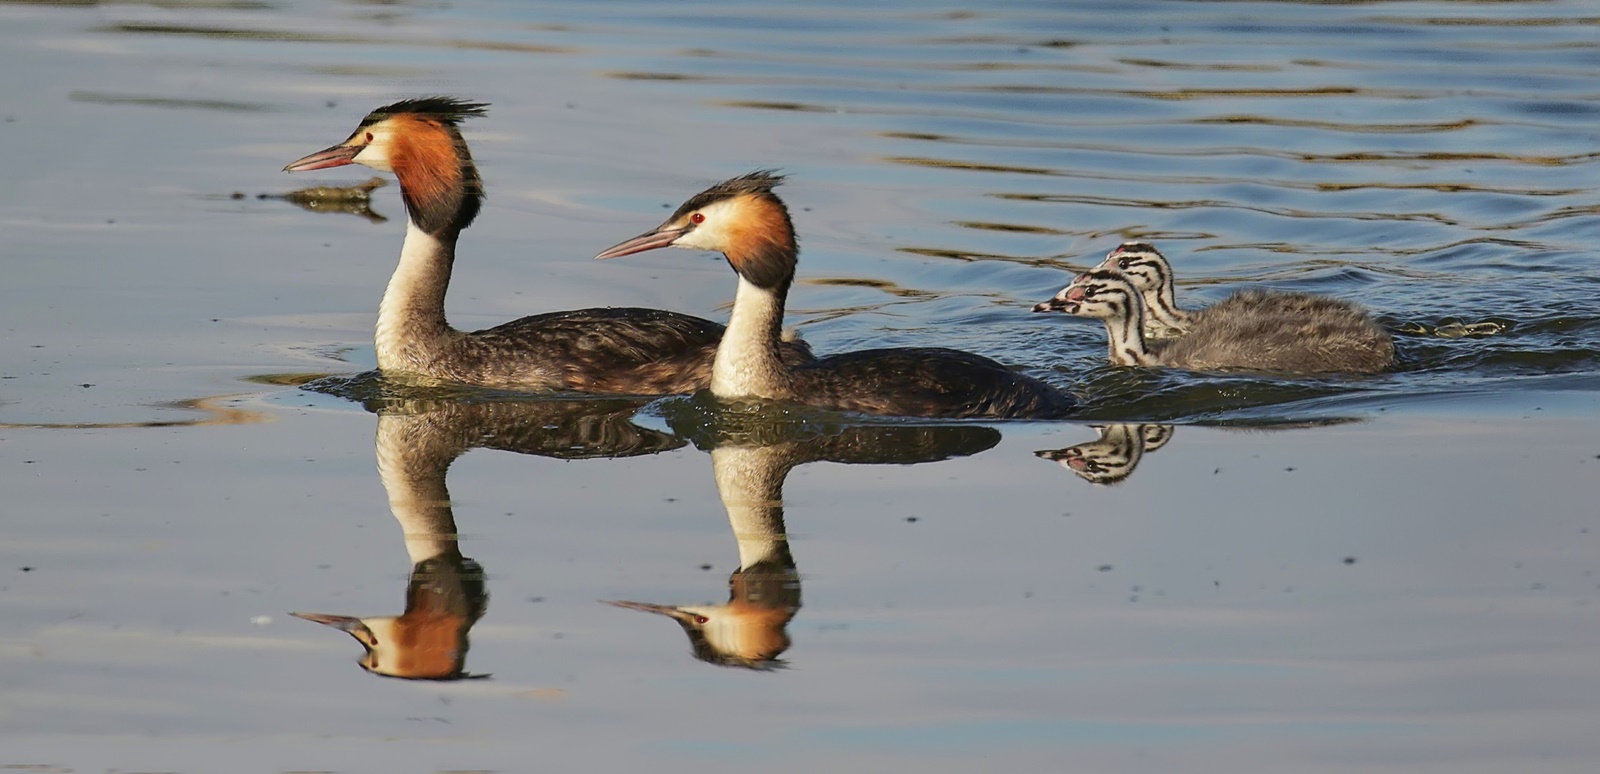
[608,412,1001,670]
[291,393,684,680]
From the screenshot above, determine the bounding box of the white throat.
[711,276,790,398]
[375,221,454,371]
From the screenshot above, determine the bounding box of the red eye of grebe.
[691,213,705,224]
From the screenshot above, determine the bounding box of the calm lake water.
[2,0,1598,771]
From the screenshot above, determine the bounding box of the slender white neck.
[710,445,791,569]
[711,276,792,398]
[1102,291,1156,366]
[376,221,456,371]
[374,414,461,566]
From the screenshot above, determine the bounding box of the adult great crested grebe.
[284,97,810,395]
[595,171,1077,419]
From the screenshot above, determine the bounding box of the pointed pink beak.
[603,599,689,620]
[289,611,366,633]
[595,227,688,260]
[284,143,361,173]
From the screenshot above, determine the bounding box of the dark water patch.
[69,91,271,113]
[1116,58,1279,72]
[881,130,949,142]
[1401,327,1600,380]
[953,221,1070,236]
[884,152,1312,192]
[1490,202,1600,230]
[1208,22,1404,38]
[1057,365,1378,423]
[799,276,941,301]
[1369,15,1600,29]
[937,62,1120,75]
[245,372,333,387]
[97,22,380,43]
[931,84,1440,102]
[1056,342,1598,423]
[1311,181,1582,197]
[886,156,1054,176]
[993,191,1459,226]
[604,71,706,81]
[876,128,1376,166]
[1244,262,1397,287]
[95,22,570,54]
[1301,149,1600,166]
[894,246,1071,270]
[1194,115,1484,134]
[718,99,833,112]
[1404,238,1556,268]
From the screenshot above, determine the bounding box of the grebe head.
[1097,241,1172,294]
[289,611,479,680]
[285,97,488,235]
[595,170,798,291]
[1032,269,1139,320]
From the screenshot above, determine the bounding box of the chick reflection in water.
[1035,423,1174,486]
[292,392,683,679]
[607,418,1000,669]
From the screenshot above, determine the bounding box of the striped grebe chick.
[596,171,1077,419]
[1033,269,1393,374]
[1097,242,1393,362]
[284,98,810,395]
[1094,242,1191,338]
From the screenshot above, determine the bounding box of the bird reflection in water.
[256,176,389,223]
[291,387,685,680]
[607,406,1001,669]
[1035,423,1174,486]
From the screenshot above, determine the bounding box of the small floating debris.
[254,176,389,223]
[1395,318,1508,338]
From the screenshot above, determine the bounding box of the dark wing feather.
[460,308,812,395]
[794,348,1076,419]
